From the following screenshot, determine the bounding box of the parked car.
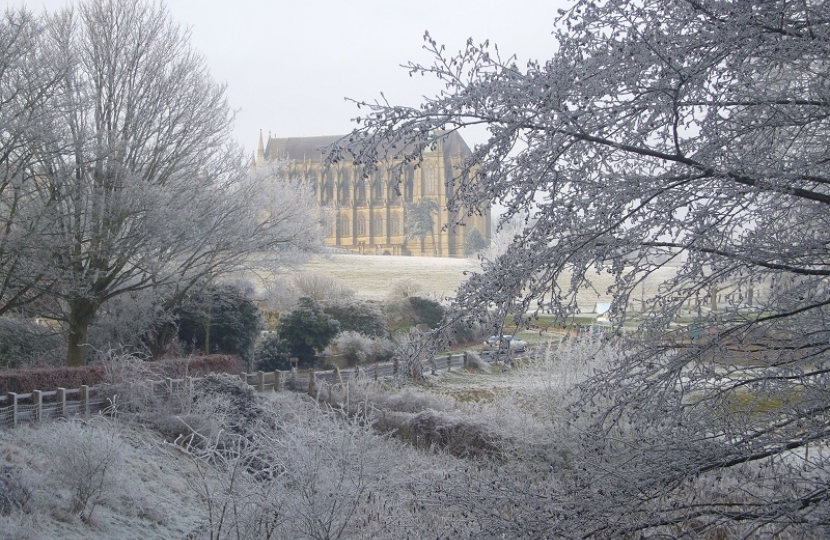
[482,335,528,355]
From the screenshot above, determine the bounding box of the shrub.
[323,300,387,338]
[0,354,242,394]
[0,364,106,394]
[277,297,340,367]
[38,418,125,522]
[387,277,423,299]
[87,289,173,357]
[152,355,245,378]
[176,282,263,369]
[448,319,488,346]
[370,337,396,363]
[383,294,444,331]
[0,464,31,515]
[292,273,355,303]
[464,226,488,256]
[408,296,445,328]
[255,333,291,371]
[332,331,374,366]
[465,350,490,373]
[0,316,63,368]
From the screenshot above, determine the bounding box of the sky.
[6,0,568,153]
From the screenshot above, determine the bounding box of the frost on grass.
[33,418,125,522]
[0,462,31,515]
[175,392,472,540]
[0,336,730,539]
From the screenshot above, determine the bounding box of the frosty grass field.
[278,253,677,313]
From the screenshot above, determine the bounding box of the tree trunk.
[66,298,99,366]
[203,312,211,355]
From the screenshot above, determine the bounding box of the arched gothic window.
[372,173,383,201]
[339,214,350,237]
[355,177,367,204]
[356,214,367,236]
[321,172,334,205]
[404,169,414,202]
[338,171,351,206]
[424,166,437,194]
[373,213,383,236]
[389,213,400,235]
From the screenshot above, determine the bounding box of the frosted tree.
[19,0,322,365]
[335,0,830,536]
[404,197,439,254]
[0,9,64,317]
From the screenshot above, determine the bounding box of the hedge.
[0,355,244,394]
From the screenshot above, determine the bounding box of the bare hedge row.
[0,355,244,394]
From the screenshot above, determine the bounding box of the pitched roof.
[263,131,472,163]
[264,134,344,161]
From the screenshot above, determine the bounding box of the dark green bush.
[176,282,263,370]
[408,297,445,329]
[323,300,387,338]
[277,297,340,368]
[255,333,292,371]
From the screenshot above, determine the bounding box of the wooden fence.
[0,352,471,429]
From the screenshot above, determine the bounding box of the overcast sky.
[6,0,568,153]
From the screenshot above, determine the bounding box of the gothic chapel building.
[254,131,490,257]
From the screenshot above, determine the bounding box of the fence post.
[80,385,89,418]
[57,388,66,418]
[9,392,18,428]
[239,372,248,385]
[33,390,42,422]
[308,371,317,396]
[164,377,173,396]
[393,357,399,376]
[374,363,379,380]
[447,354,452,372]
[257,371,265,392]
[463,352,469,368]
[274,370,282,392]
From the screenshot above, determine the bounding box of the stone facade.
[255,131,490,257]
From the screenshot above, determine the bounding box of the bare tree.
[0,9,64,317]
[19,0,322,365]
[336,0,830,536]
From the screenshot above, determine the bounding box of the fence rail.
[0,352,472,429]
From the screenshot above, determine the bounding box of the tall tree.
[0,9,64,317]
[338,0,830,535]
[24,0,321,366]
